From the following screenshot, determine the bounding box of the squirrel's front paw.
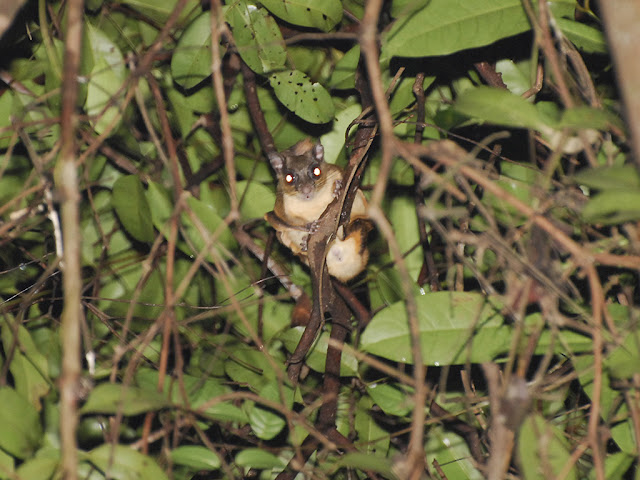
[307,220,320,234]
[300,233,312,252]
[333,179,343,198]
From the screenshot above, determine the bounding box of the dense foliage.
[0,0,637,479]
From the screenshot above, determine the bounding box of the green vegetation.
[0,0,636,478]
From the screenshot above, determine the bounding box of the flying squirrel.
[264,138,372,282]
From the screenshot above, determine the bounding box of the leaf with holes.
[269,70,334,123]
[226,1,286,75]
[171,12,213,89]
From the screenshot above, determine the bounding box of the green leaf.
[518,414,577,480]
[390,0,430,18]
[389,196,422,276]
[226,1,286,75]
[366,383,414,417]
[457,87,617,137]
[235,448,285,469]
[572,165,640,191]
[280,327,358,376]
[595,453,635,480]
[576,352,636,459]
[171,13,212,89]
[85,23,127,136]
[574,354,624,435]
[605,333,640,380]
[425,426,484,479]
[112,175,155,243]
[225,290,292,343]
[361,292,591,365]
[134,368,247,422]
[479,170,536,227]
[16,457,58,480]
[183,193,236,257]
[495,58,537,96]
[183,377,248,423]
[80,383,169,415]
[237,180,276,219]
[0,388,42,459]
[260,0,342,32]
[334,453,394,477]
[0,89,14,149]
[581,191,640,224]
[548,0,577,19]
[529,313,593,357]
[558,105,622,131]
[224,345,282,390]
[389,73,436,116]
[119,0,199,23]
[328,45,360,90]
[610,420,636,457]
[167,88,199,139]
[248,382,294,440]
[42,38,64,113]
[0,448,14,478]
[78,417,110,445]
[355,397,390,455]
[146,180,175,232]
[269,70,335,124]
[320,103,363,164]
[87,444,169,480]
[382,0,531,60]
[170,446,221,471]
[0,316,50,410]
[556,18,607,54]
[454,86,546,130]
[12,81,60,152]
[361,292,505,365]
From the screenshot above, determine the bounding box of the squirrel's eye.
[312,166,321,177]
[285,173,294,184]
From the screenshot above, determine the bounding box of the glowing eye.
[312,167,321,177]
[285,173,294,184]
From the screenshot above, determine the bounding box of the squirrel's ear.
[312,142,324,162]
[269,152,284,174]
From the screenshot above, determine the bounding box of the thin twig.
[57,0,84,478]
[361,2,427,477]
[211,0,238,218]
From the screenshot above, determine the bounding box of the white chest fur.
[283,180,337,225]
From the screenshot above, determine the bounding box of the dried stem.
[57,0,84,478]
[211,0,238,218]
[361,2,427,477]
[599,1,640,167]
